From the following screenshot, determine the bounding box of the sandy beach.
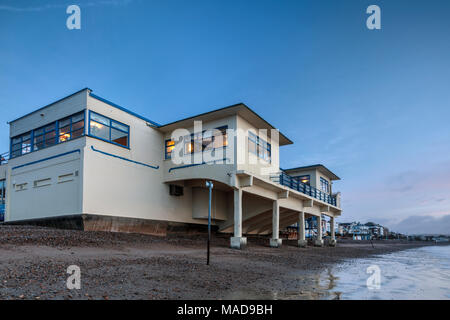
[0,225,444,300]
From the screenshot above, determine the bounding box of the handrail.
[0,151,9,165]
[271,172,337,206]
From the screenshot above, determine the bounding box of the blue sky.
[1,0,449,233]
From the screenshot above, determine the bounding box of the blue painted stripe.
[168,158,229,172]
[12,149,81,170]
[90,146,159,170]
[89,93,160,127]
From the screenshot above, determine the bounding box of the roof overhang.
[283,164,341,181]
[156,103,293,146]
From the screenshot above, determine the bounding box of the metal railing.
[0,151,9,166]
[271,172,337,206]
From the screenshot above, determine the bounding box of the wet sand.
[0,225,444,300]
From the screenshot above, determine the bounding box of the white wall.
[82,95,204,225]
[6,139,85,221]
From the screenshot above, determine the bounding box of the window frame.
[165,139,175,160]
[9,111,86,159]
[248,131,271,163]
[176,125,228,157]
[88,110,130,149]
[320,177,330,193]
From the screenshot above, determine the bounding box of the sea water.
[318,245,450,300]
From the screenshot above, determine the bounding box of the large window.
[320,177,330,193]
[89,111,129,148]
[166,126,228,159]
[248,132,271,163]
[10,111,85,159]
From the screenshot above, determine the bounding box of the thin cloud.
[0,0,133,12]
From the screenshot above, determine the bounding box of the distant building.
[338,222,371,240]
[364,222,385,239]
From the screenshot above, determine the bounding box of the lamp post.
[205,181,213,265]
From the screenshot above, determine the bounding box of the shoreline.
[0,225,447,300]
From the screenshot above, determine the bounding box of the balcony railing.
[271,172,337,207]
[0,152,9,166]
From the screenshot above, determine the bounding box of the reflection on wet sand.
[224,245,450,300]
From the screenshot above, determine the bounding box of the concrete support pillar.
[314,215,324,247]
[329,216,337,247]
[270,200,282,248]
[230,188,247,249]
[297,211,307,247]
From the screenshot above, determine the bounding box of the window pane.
[111,128,128,147]
[22,139,31,153]
[91,113,110,126]
[184,140,193,154]
[59,118,71,128]
[90,121,110,140]
[202,133,213,151]
[59,125,71,142]
[248,139,256,154]
[72,120,84,132]
[111,121,128,132]
[298,175,310,185]
[34,128,44,136]
[72,113,84,123]
[165,140,175,159]
[12,137,21,144]
[11,149,21,158]
[45,131,56,147]
[45,123,56,132]
[34,135,44,151]
[72,128,84,139]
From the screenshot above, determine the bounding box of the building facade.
[0,88,342,248]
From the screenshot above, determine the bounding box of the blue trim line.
[12,149,81,170]
[90,146,159,170]
[168,158,229,172]
[89,92,160,127]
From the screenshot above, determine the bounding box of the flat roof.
[282,164,341,180]
[8,89,293,146]
[8,88,91,124]
[156,103,293,146]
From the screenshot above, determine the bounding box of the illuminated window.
[181,126,228,156]
[165,140,175,159]
[297,175,310,185]
[58,112,85,143]
[248,131,271,163]
[89,111,129,148]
